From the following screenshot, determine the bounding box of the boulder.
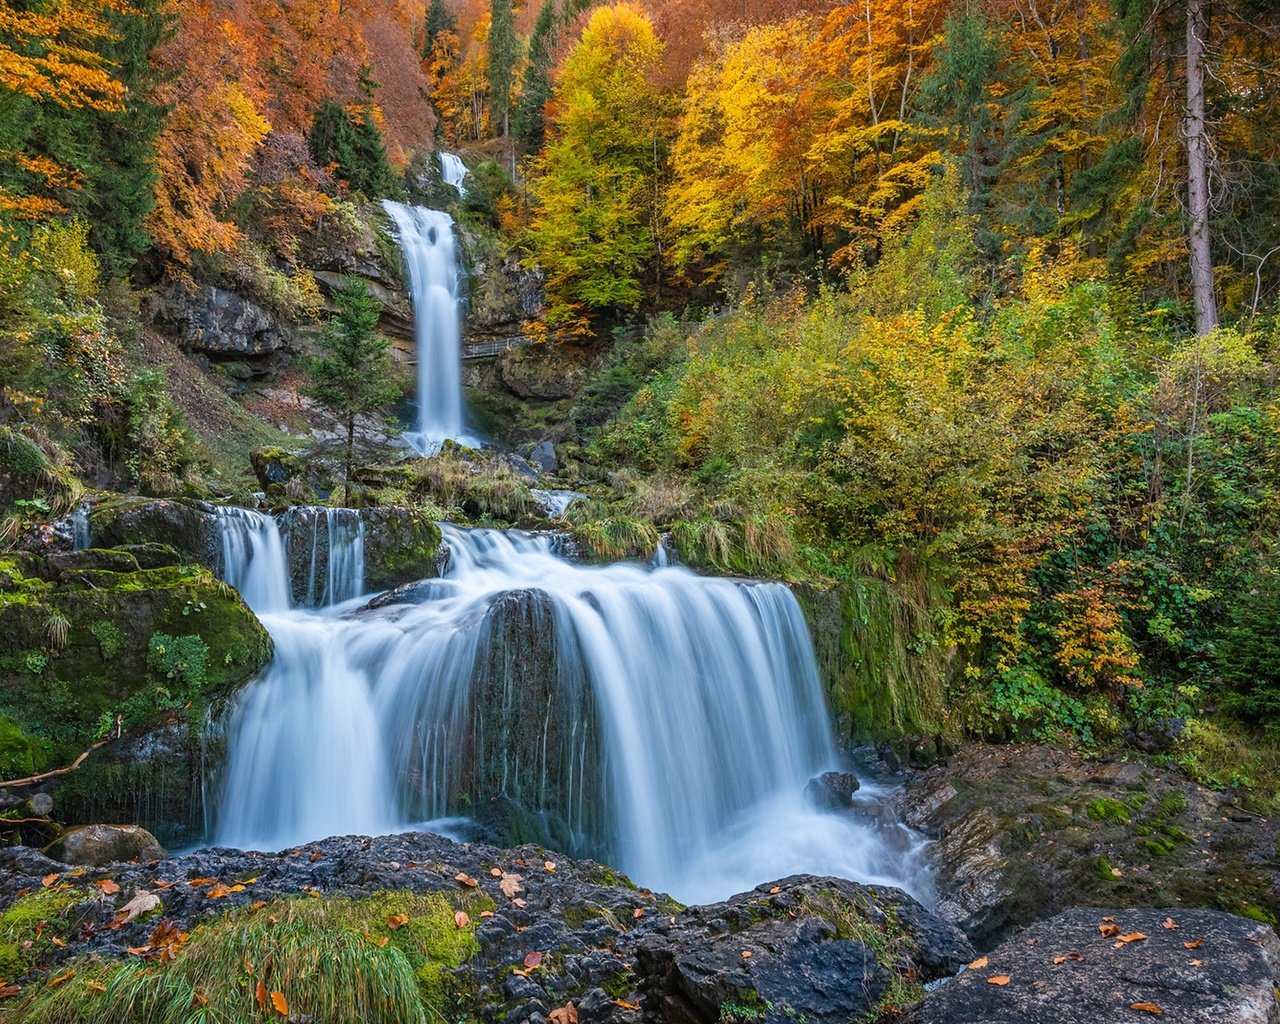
[530,440,559,475]
[157,284,293,358]
[804,771,860,810]
[45,824,166,866]
[87,497,220,570]
[907,906,1280,1024]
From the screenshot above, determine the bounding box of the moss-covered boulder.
[360,507,443,594]
[87,496,220,570]
[0,550,271,845]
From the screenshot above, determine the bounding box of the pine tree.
[309,100,396,197]
[488,0,518,138]
[513,0,557,152]
[304,278,401,503]
[423,0,456,57]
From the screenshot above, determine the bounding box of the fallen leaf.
[614,999,640,1010]
[94,880,120,896]
[633,908,645,919]
[271,990,288,1016]
[769,886,781,895]
[255,980,267,1008]
[1130,1003,1163,1015]
[1052,953,1084,964]
[740,950,752,959]
[41,873,60,889]
[987,975,1010,986]
[511,968,530,977]
[1099,923,1121,937]
[455,872,479,888]
[244,958,254,976]
[114,892,161,924]
[192,990,208,1007]
[513,898,527,909]
[387,913,409,930]
[0,984,20,999]
[1117,932,1148,944]
[86,980,106,993]
[524,951,543,968]
[1101,916,1115,922]
[48,970,74,988]
[1184,937,1203,949]
[490,868,503,877]
[1161,917,1178,930]
[968,956,989,970]
[480,911,495,919]
[364,932,389,948]
[205,884,232,900]
[1189,959,1203,967]
[544,861,556,873]
[187,878,216,888]
[309,851,323,862]
[126,945,152,955]
[454,911,470,929]
[251,901,267,911]
[50,937,65,947]
[500,874,524,899]
[548,1001,578,1024]
[150,879,176,890]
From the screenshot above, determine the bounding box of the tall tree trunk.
[1185,0,1218,335]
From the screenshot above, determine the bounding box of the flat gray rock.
[908,906,1280,1023]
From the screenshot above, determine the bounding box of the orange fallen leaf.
[769,886,781,895]
[513,897,528,909]
[1130,1003,1163,1015]
[191,990,208,1007]
[544,861,557,873]
[454,911,470,929]
[968,956,989,970]
[387,913,409,930]
[524,951,543,968]
[94,880,120,895]
[41,873,59,889]
[255,980,268,1008]
[490,868,503,877]
[1052,953,1084,964]
[1117,932,1148,944]
[271,990,288,1016]
[740,950,752,959]
[1184,937,1203,949]
[86,980,106,993]
[480,911,495,919]
[309,851,323,862]
[187,878,216,888]
[614,999,640,1010]
[364,932,389,948]
[48,970,74,988]
[548,1001,578,1024]
[455,872,479,888]
[1189,959,1203,967]
[0,984,20,999]
[1101,916,1115,922]
[50,937,65,947]
[205,884,232,899]
[500,874,524,899]
[126,945,152,955]
[987,975,1010,986]
[1161,917,1178,930]
[1099,924,1121,937]
[244,958,254,976]
[251,901,267,911]
[511,968,530,978]
[150,879,176,890]
[633,908,645,919]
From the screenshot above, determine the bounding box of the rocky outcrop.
[44,824,165,867]
[0,546,272,845]
[0,833,969,1023]
[152,284,294,365]
[893,743,1280,948]
[907,906,1280,1024]
[457,222,544,349]
[87,496,221,571]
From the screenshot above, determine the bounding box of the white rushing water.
[208,509,931,905]
[381,200,480,453]
[440,152,469,198]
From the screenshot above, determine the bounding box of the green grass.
[12,890,490,1024]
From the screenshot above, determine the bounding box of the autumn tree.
[305,277,400,502]
[524,2,668,331]
[424,0,456,55]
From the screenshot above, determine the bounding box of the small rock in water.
[804,771,861,810]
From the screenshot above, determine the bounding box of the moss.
[0,713,50,777]
[1240,904,1277,925]
[1096,856,1119,880]
[1086,797,1131,824]
[0,886,85,977]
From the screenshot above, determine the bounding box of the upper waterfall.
[440,152,469,197]
[207,509,931,905]
[381,200,476,453]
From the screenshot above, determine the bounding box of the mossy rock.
[87,497,219,569]
[361,507,443,594]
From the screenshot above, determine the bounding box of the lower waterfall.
[207,508,930,905]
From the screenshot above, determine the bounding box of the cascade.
[440,152,469,197]
[208,511,931,905]
[381,200,476,452]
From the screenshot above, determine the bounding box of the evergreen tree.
[423,0,456,57]
[513,0,557,152]
[488,0,518,138]
[304,278,400,503]
[309,100,396,197]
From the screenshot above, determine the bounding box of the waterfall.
[208,512,930,905]
[69,501,91,550]
[382,200,477,453]
[440,152,469,197]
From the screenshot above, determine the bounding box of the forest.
[2,0,1280,1019]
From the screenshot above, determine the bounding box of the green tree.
[488,0,518,138]
[304,278,400,502]
[423,0,456,57]
[524,2,667,332]
[308,99,395,197]
[513,0,557,152]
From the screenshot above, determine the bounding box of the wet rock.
[45,823,166,866]
[893,743,1280,948]
[906,906,1280,1024]
[530,441,559,475]
[804,771,860,810]
[155,284,293,359]
[87,496,220,569]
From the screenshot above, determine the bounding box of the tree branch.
[0,733,121,790]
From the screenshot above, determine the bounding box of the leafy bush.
[146,633,209,691]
